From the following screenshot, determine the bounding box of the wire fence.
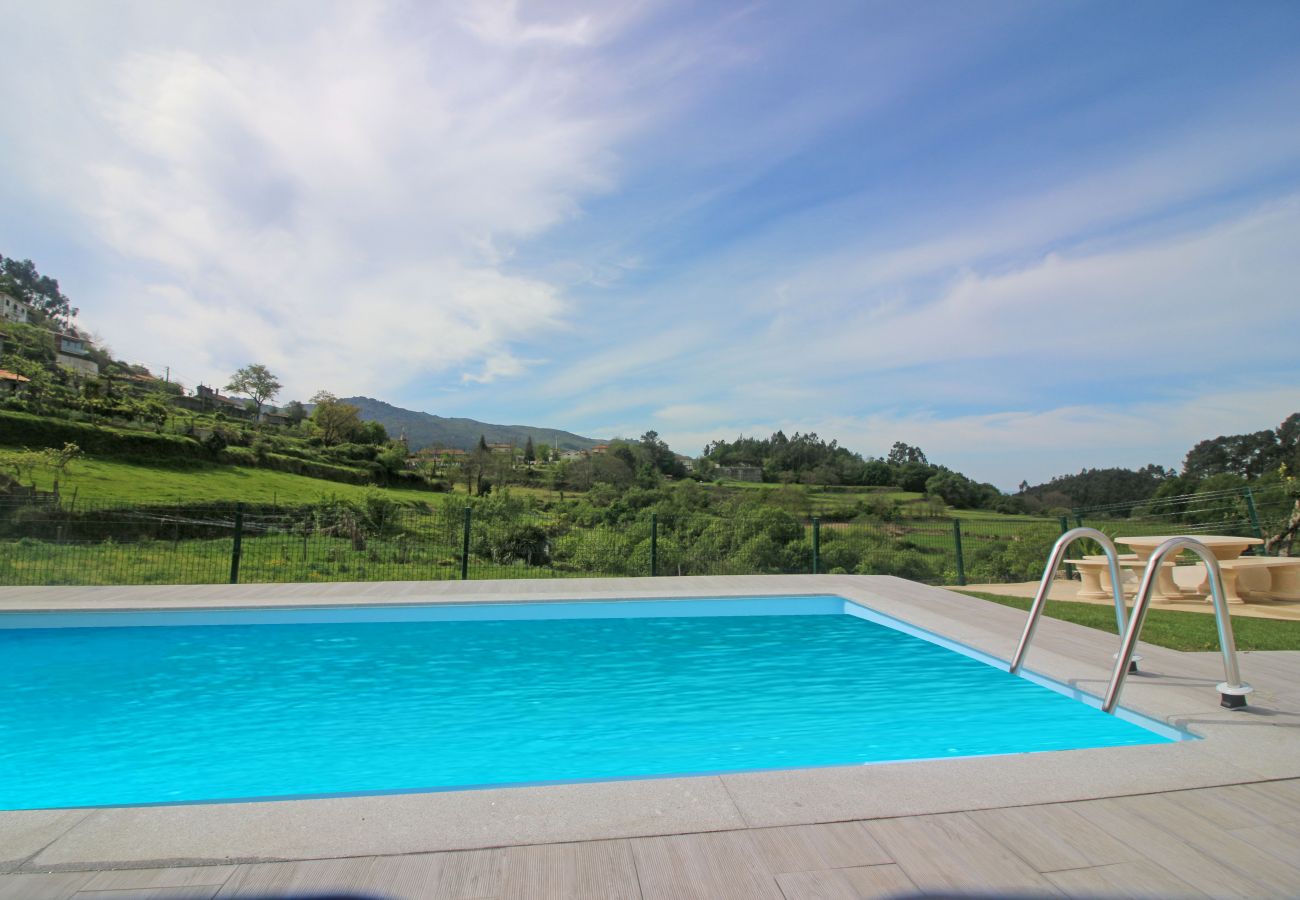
[0,483,1293,588]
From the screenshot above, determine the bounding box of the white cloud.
[456,1,598,48]
[3,2,653,400]
[821,197,1300,374]
[4,1,1298,493]
[610,198,1300,482]
[623,194,1300,410]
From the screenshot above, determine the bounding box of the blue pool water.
[0,597,1177,810]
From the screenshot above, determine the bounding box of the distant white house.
[55,332,99,377]
[1,292,31,325]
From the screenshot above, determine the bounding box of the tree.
[0,442,81,493]
[226,364,281,422]
[0,354,53,412]
[45,442,82,495]
[639,430,686,477]
[310,391,363,445]
[924,470,998,510]
[375,442,408,480]
[523,436,535,464]
[1265,466,1300,555]
[549,459,573,496]
[357,420,388,445]
[894,461,937,493]
[887,442,928,466]
[1019,466,1170,512]
[0,254,78,327]
[1181,415,1299,481]
[284,400,307,424]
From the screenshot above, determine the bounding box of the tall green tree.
[225,364,281,421]
[310,391,363,445]
[886,442,928,466]
[0,254,78,327]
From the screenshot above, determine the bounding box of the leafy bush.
[855,548,941,582]
[486,522,551,565]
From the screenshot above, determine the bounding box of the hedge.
[1,411,443,492]
[0,410,207,461]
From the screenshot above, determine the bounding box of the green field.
[956,589,1300,652]
[3,455,438,506]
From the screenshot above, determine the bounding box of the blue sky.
[2,1,1298,487]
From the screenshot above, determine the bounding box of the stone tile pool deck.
[2,575,1298,898]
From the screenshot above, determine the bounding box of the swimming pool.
[0,595,1183,810]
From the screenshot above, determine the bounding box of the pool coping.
[3,574,1298,872]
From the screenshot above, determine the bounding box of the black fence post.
[229,502,244,584]
[461,506,472,581]
[952,519,966,586]
[650,513,658,577]
[812,517,821,574]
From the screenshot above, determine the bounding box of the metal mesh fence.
[0,483,1291,588]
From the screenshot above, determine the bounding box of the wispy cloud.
[3,2,1299,486]
[1,1,676,398]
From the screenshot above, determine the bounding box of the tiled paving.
[3,575,1299,898]
[3,781,1299,898]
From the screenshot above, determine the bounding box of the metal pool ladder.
[1010,527,1131,675]
[1102,536,1252,712]
[1010,531,1253,712]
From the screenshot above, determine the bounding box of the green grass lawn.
[955,589,1300,652]
[9,455,438,506]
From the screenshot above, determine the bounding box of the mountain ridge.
[342,396,604,452]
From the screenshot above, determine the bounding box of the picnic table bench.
[1207,556,1300,603]
[1066,556,1183,604]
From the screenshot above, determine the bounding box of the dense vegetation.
[0,478,1062,588]
[698,434,1017,513]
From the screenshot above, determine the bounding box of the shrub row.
[3,411,446,492]
[0,410,206,461]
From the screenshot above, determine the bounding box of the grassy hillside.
[8,456,437,506]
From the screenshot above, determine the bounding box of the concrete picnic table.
[1115,534,1263,563]
[1114,534,1292,605]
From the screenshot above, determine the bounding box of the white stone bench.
[1066,557,1184,604]
[1197,556,1300,603]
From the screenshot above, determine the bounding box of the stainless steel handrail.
[1010,527,1128,674]
[1103,536,1252,712]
